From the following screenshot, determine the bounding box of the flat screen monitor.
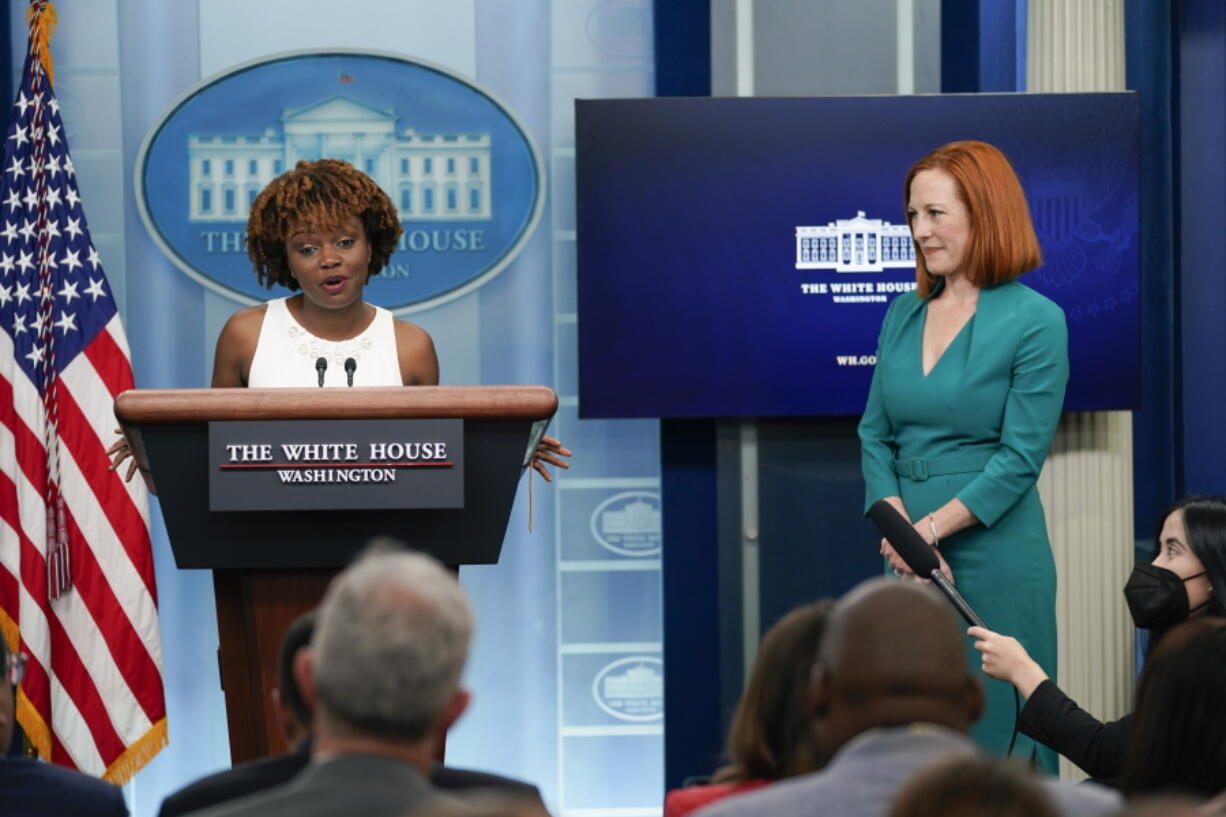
[576,93,1140,418]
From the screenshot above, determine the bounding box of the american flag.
[0,1,166,782]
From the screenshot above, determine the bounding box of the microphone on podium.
[867,499,986,628]
[315,357,327,387]
[344,357,357,387]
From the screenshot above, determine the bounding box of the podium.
[115,385,557,763]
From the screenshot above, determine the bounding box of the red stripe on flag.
[58,502,164,723]
[0,375,49,490]
[51,732,76,770]
[7,507,129,765]
[0,561,18,616]
[45,596,128,764]
[0,468,53,742]
[54,381,157,599]
[81,328,135,397]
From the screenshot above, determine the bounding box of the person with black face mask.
[964,496,1226,785]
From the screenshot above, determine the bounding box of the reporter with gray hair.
[189,547,475,817]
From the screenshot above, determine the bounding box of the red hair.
[904,141,1042,297]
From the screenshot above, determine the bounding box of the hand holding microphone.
[968,626,1049,699]
[876,508,954,584]
[868,499,986,628]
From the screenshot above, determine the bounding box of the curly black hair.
[246,159,403,290]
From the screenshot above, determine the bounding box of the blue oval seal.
[591,656,664,722]
[136,49,545,313]
[589,491,662,557]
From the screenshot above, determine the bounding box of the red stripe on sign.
[219,461,455,469]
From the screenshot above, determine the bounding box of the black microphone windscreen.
[315,357,327,371]
[867,499,940,576]
[344,357,356,373]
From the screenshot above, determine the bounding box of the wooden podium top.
[115,385,559,424]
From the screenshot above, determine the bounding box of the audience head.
[1128,497,1226,631]
[272,609,317,748]
[306,543,474,746]
[904,140,1041,297]
[887,755,1059,817]
[713,599,834,783]
[1122,616,1226,799]
[810,578,982,761]
[245,158,403,290]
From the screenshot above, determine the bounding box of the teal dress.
[858,279,1068,772]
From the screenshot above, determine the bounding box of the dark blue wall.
[1176,1,1226,496]
[654,0,726,789]
[942,0,1025,92]
[1126,0,1178,539]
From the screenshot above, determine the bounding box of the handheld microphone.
[315,357,327,387]
[867,499,986,628]
[344,357,357,387]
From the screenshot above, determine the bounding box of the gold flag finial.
[25,1,58,87]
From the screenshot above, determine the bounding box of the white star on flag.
[60,247,81,272]
[53,310,76,334]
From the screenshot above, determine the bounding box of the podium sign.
[208,418,464,511]
[116,384,557,764]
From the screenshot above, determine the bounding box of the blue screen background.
[576,93,1140,417]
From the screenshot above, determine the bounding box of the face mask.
[1123,562,1208,629]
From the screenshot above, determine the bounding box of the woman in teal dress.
[858,141,1068,772]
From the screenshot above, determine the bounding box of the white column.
[1027,0,1133,782]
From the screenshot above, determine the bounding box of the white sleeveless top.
[247,297,402,387]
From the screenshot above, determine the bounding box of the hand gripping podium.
[115,385,557,763]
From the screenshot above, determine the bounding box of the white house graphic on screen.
[795,210,915,273]
[187,95,491,223]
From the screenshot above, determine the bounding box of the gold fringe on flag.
[105,717,169,785]
[0,607,52,761]
[3,606,168,779]
[25,0,58,87]
[0,606,17,655]
[15,687,51,760]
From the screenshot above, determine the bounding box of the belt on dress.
[891,450,997,481]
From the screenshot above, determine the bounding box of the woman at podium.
[211,158,438,390]
[113,159,569,479]
[858,141,1068,770]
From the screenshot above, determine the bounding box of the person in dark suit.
[159,608,540,817]
[0,639,129,817]
[184,546,485,817]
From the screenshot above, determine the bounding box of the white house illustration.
[187,95,491,223]
[601,498,662,536]
[603,664,664,700]
[795,210,915,273]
